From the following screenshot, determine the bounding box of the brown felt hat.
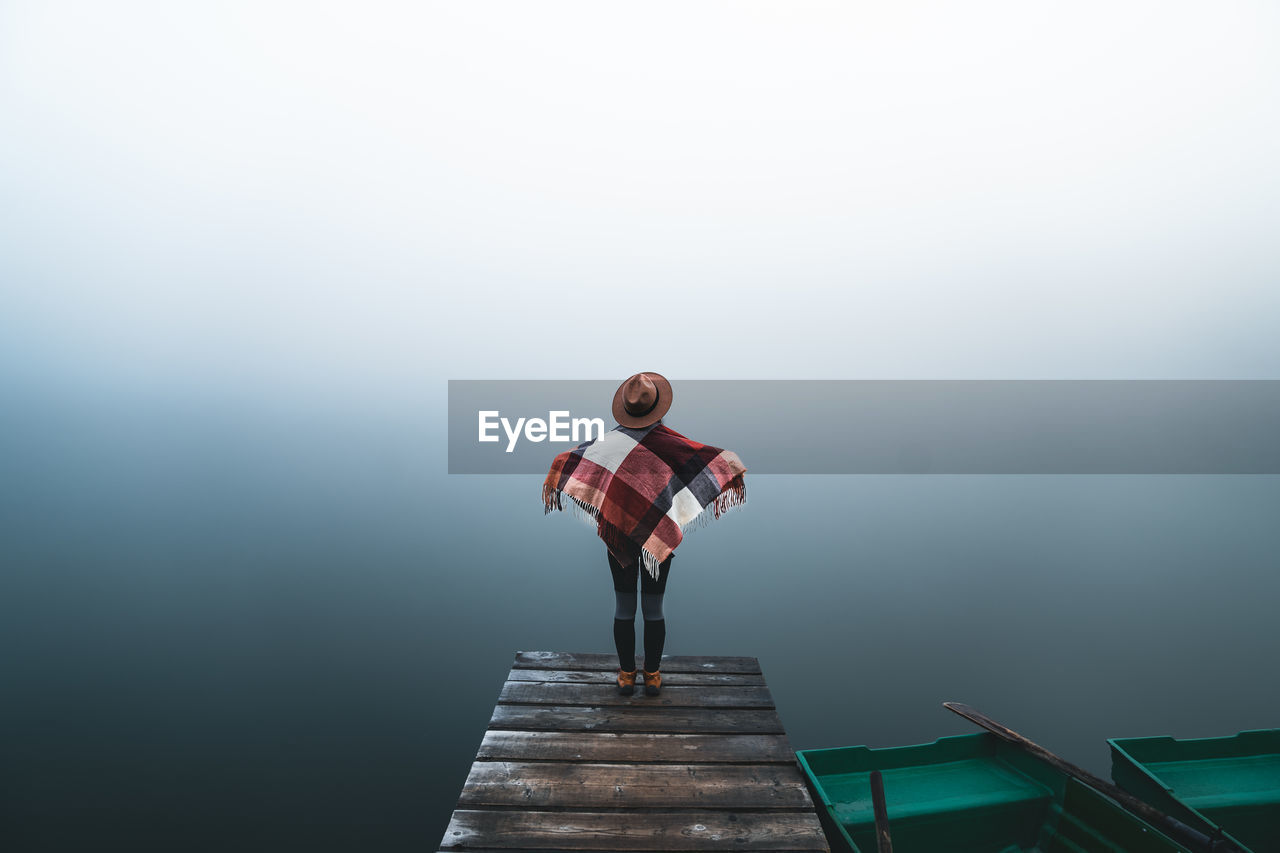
[612,372,673,428]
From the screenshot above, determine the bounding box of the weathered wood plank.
[498,680,775,709]
[440,809,830,851]
[476,731,798,764]
[489,704,786,735]
[514,651,762,674]
[507,668,767,687]
[444,653,828,851]
[460,761,814,809]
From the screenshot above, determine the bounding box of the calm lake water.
[5,387,1279,850]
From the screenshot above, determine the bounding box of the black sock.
[643,618,666,672]
[613,618,635,671]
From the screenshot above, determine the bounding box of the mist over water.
[4,378,1278,849]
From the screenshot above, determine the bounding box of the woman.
[543,373,747,697]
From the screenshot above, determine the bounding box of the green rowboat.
[1110,729,1280,853]
[797,732,1190,852]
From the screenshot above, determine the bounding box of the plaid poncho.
[542,422,747,579]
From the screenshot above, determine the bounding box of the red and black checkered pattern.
[543,423,747,578]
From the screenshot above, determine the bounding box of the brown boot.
[642,669,662,696]
[616,668,637,695]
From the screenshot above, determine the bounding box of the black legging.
[607,547,672,673]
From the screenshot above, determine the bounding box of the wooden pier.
[439,651,829,852]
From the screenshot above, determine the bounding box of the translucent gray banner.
[447,380,1280,474]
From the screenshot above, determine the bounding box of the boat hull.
[1110,728,1280,853]
[797,732,1189,852]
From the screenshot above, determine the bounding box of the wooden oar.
[943,702,1239,853]
[869,769,894,853]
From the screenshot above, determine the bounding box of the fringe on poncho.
[542,422,747,579]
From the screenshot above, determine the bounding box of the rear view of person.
[542,373,747,696]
